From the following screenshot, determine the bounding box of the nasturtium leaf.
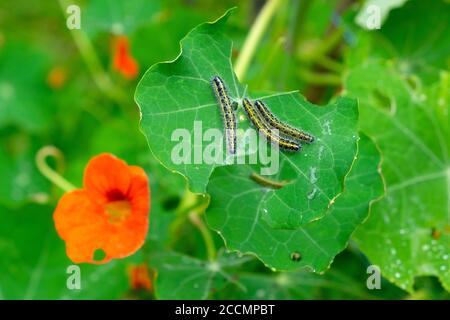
[135,10,360,228]
[247,96,359,229]
[135,9,244,193]
[82,0,161,36]
[216,272,319,299]
[345,61,450,292]
[349,0,450,84]
[0,204,136,299]
[206,134,383,272]
[215,251,394,300]
[150,250,250,300]
[0,44,52,132]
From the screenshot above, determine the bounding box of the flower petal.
[84,153,131,204]
[113,36,139,79]
[99,165,150,261]
[127,165,151,215]
[53,190,108,263]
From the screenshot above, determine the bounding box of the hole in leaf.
[162,195,181,211]
[290,251,302,262]
[431,227,441,240]
[372,89,395,115]
[93,249,106,262]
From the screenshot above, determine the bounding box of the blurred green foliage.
[0,0,448,300]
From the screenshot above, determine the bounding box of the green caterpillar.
[242,98,300,152]
[254,100,314,143]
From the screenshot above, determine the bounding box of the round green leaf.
[206,134,384,272]
[346,61,450,292]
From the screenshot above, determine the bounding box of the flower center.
[105,200,131,224]
[104,189,132,224]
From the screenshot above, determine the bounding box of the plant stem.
[234,0,284,80]
[315,55,344,73]
[168,189,214,259]
[189,211,216,262]
[58,0,127,105]
[36,146,77,192]
[312,28,343,59]
[298,69,341,86]
[297,30,344,67]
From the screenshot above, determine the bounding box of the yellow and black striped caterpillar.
[242,98,301,152]
[211,76,237,154]
[254,100,314,143]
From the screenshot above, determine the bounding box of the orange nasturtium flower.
[112,35,139,79]
[128,264,153,291]
[54,154,150,264]
[47,66,67,89]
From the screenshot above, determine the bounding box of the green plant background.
[0,0,449,300]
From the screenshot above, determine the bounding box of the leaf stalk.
[35,146,77,193]
[235,0,284,80]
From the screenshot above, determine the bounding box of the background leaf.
[0,132,49,207]
[214,250,407,300]
[346,61,450,292]
[150,250,249,300]
[82,0,161,36]
[0,44,52,132]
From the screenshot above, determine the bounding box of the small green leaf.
[214,251,390,300]
[346,61,450,292]
[206,134,384,272]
